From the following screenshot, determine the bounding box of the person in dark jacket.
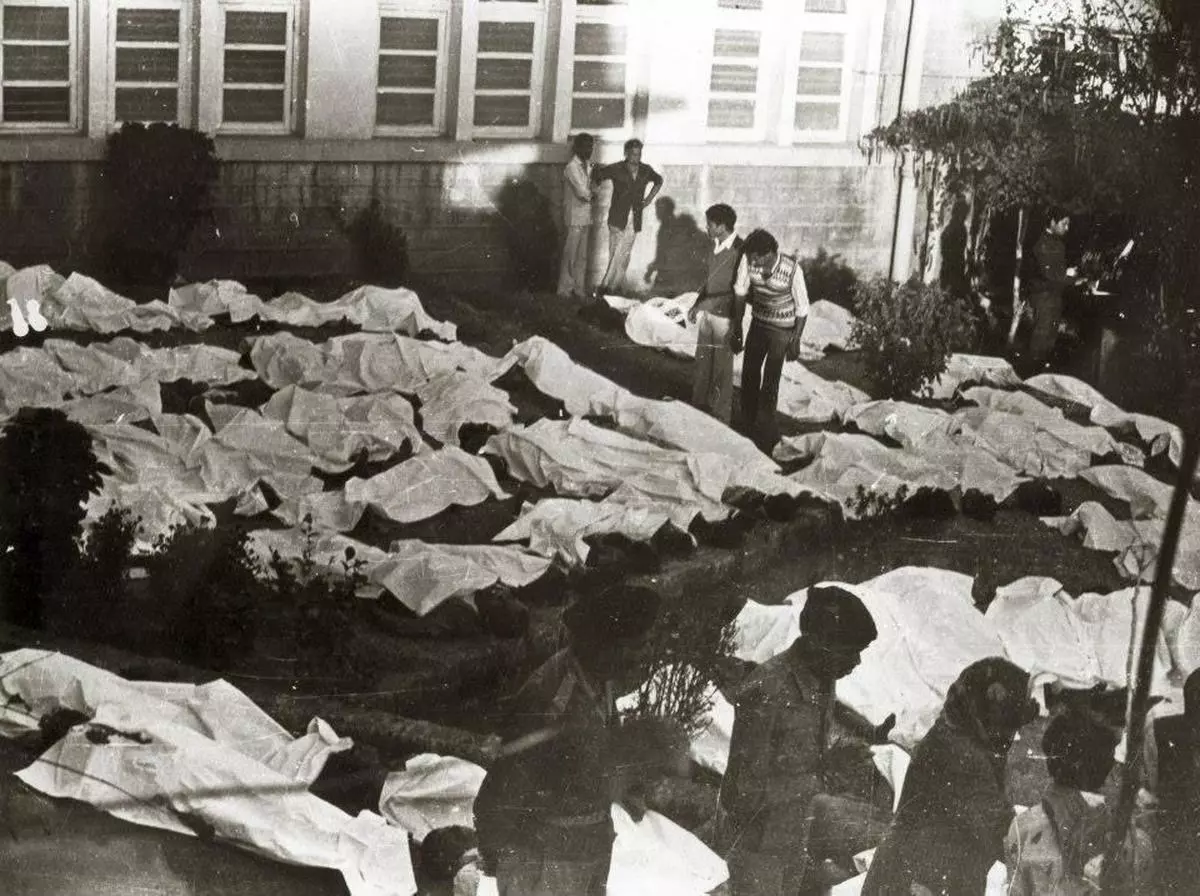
[687,202,745,423]
[719,584,886,895]
[473,584,661,896]
[1149,667,1200,894]
[862,657,1038,896]
[592,138,664,297]
[1028,212,1071,366]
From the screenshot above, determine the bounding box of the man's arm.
[641,167,664,208]
[591,162,613,185]
[728,255,749,352]
[564,162,591,204]
[786,262,810,360]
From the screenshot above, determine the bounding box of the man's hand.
[785,330,803,362]
[728,327,743,354]
[871,713,897,744]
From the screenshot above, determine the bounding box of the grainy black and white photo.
[0,0,1197,893]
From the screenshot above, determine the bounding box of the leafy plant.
[801,248,860,312]
[102,122,219,285]
[848,484,910,519]
[851,277,978,398]
[0,409,107,628]
[346,197,409,286]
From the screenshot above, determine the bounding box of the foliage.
[851,277,978,398]
[102,122,219,285]
[849,484,910,519]
[0,409,107,628]
[346,197,409,286]
[625,599,738,738]
[74,506,141,603]
[801,248,860,312]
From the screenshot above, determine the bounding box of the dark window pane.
[573,60,624,93]
[795,101,839,130]
[710,63,757,93]
[719,0,764,8]
[379,54,436,89]
[478,21,533,54]
[475,57,531,91]
[116,86,177,120]
[3,85,69,121]
[116,47,178,82]
[474,94,529,128]
[708,98,755,128]
[805,0,846,11]
[713,29,759,58]
[116,8,178,42]
[3,45,69,81]
[380,17,437,52]
[796,66,841,95]
[575,22,625,56]
[4,6,69,41]
[572,96,624,129]
[225,10,286,46]
[377,92,435,127]
[799,31,844,63]
[224,49,286,84]
[223,87,285,123]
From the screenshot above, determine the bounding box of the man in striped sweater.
[732,229,810,447]
[687,203,744,423]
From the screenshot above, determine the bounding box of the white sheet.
[379,754,487,842]
[925,353,1023,400]
[493,496,679,566]
[414,371,517,446]
[344,447,508,526]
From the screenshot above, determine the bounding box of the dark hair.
[624,138,644,154]
[742,228,778,258]
[799,585,877,648]
[571,132,594,155]
[421,826,478,881]
[705,203,737,231]
[1043,709,1119,791]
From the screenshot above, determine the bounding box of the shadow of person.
[644,197,710,297]
[494,171,558,292]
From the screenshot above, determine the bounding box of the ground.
[0,275,1181,893]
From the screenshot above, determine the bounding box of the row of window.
[0,0,860,140]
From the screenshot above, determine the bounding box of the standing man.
[719,585,882,896]
[1027,210,1071,368]
[592,138,664,298]
[687,203,743,424]
[557,133,596,300]
[473,584,661,896]
[731,229,810,448]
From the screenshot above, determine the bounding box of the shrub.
[801,248,860,312]
[102,122,219,285]
[346,197,409,286]
[144,523,264,667]
[850,277,979,399]
[0,409,107,628]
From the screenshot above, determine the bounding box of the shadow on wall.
[643,196,709,297]
[494,169,559,291]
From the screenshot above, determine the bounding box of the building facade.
[0,0,1002,288]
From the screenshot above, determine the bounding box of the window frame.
[463,0,547,140]
[705,0,769,143]
[108,0,193,128]
[375,0,450,137]
[0,0,79,131]
[215,0,298,135]
[562,0,634,138]
[779,0,857,144]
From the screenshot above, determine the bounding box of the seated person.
[1005,708,1150,894]
[422,825,483,896]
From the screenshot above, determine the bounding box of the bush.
[850,277,979,399]
[346,197,409,286]
[0,409,107,628]
[102,122,219,285]
[801,248,860,312]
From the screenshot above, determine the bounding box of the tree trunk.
[1008,207,1028,346]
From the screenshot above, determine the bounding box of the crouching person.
[473,584,661,895]
[718,585,880,895]
[1005,707,1151,895]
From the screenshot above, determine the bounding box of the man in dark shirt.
[474,584,661,896]
[592,138,664,298]
[1028,211,1071,367]
[719,585,883,896]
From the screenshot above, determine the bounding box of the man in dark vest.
[474,584,661,896]
[687,203,744,423]
[1028,210,1071,367]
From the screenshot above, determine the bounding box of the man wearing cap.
[719,585,886,896]
[474,585,661,896]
